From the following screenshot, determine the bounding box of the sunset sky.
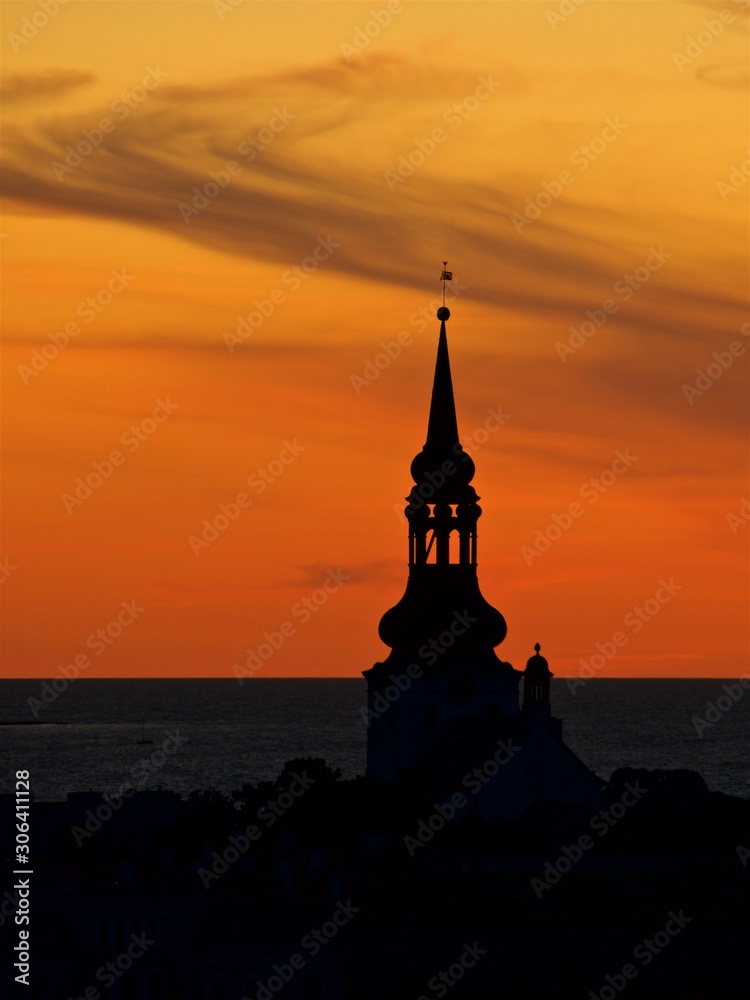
[1,0,748,680]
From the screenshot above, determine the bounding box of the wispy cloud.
[1,53,745,362]
[0,68,96,103]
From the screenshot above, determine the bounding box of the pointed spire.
[425,312,459,451]
[428,261,457,450]
[409,302,475,491]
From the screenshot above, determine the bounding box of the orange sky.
[1,0,748,679]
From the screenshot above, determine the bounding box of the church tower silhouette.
[363,294,602,817]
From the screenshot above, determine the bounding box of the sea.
[0,679,748,801]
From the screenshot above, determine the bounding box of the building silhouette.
[363,304,602,817]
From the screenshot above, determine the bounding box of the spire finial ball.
[534,642,541,654]
[437,306,450,321]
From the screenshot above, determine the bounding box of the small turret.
[523,643,552,710]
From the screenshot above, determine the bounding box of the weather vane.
[440,261,452,308]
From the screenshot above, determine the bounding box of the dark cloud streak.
[1,68,97,103]
[1,54,744,350]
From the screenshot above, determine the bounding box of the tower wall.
[364,667,521,780]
